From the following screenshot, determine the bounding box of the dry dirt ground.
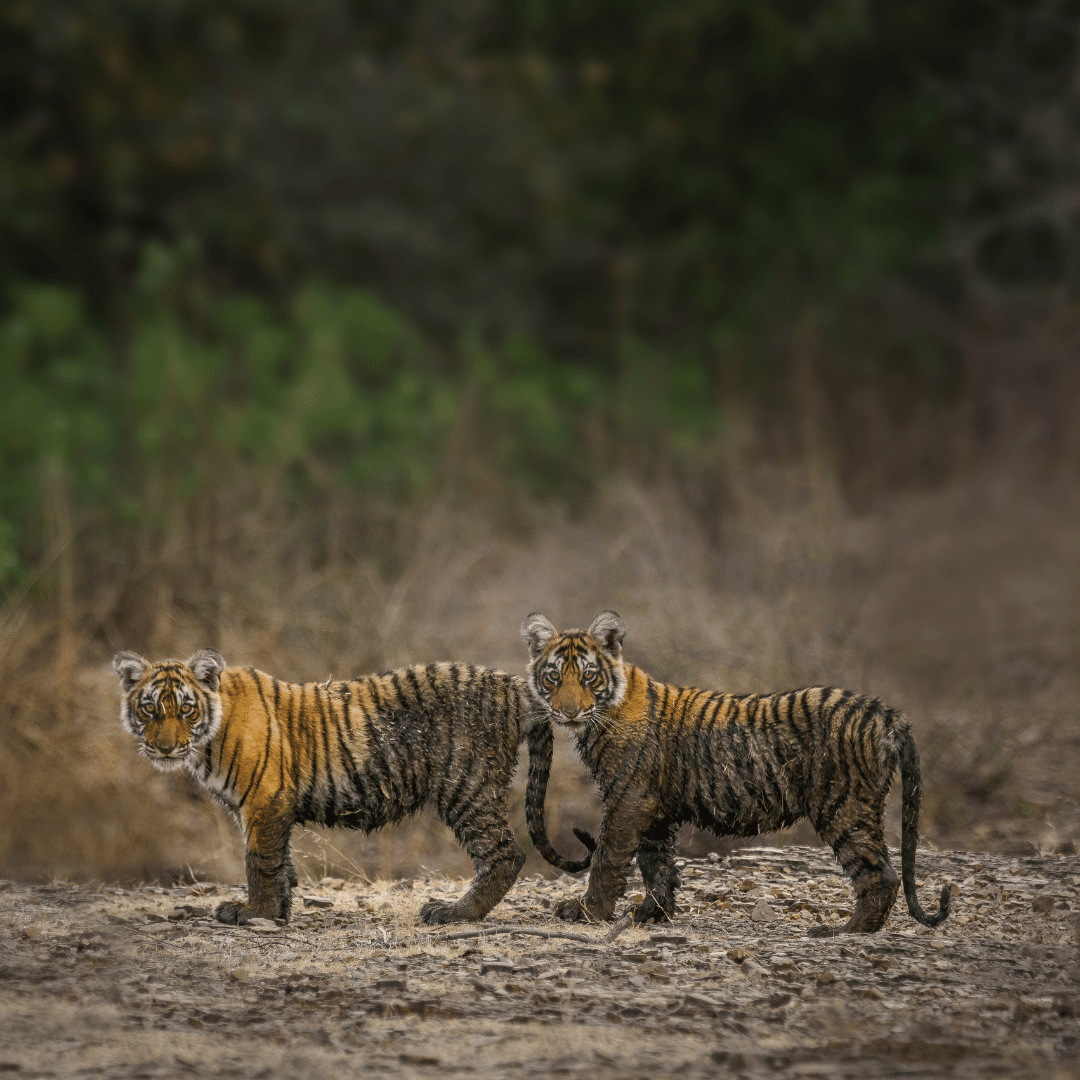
[1,846,1078,1080]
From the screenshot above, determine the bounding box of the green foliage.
[2,244,734,591]
[2,0,1050,350]
[1,0,1071,589]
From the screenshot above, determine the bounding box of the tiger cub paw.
[419,899,471,925]
[632,896,673,924]
[215,900,261,926]
[553,898,587,922]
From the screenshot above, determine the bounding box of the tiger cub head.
[112,649,226,771]
[521,611,627,730]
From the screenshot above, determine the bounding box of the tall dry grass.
[2,465,1077,885]
[2,300,1079,884]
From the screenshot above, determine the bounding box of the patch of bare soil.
[1,847,1077,1079]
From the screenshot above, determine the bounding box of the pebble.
[2,844,1076,1077]
[751,898,777,923]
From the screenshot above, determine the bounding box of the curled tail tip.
[911,882,953,928]
[937,883,954,921]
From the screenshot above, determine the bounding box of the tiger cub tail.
[897,716,952,928]
[524,721,596,873]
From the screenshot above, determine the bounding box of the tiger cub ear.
[187,649,226,692]
[521,613,557,660]
[113,651,150,692]
[588,610,625,659]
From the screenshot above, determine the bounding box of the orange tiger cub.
[522,612,953,936]
[113,649,575,926]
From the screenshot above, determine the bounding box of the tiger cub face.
[113,649,226,771]
[521,611,627,730]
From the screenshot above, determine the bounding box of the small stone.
[1053,994,1080,1018]
[751,898,777,923]
[637,962,669,977]
[711,1052,750,1069]
[866,986,885,1001]
[871,957,894,971]
[245,919,280,932]
[815,970,836,986]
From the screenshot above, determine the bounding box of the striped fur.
[521,613,953,936]
[113,649,565,926]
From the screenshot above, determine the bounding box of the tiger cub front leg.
[216,793,295,926]
[555,797,656,923]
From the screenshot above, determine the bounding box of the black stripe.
[784,690,811,758]
[316,683,338,823]
[699,693,724,812]
[820,693,859,825]
[238,673,276,807]
[223,737,242,793]
[851,700,878,785]
[443,669,478,819]
[327,687,363,807]
[297,686,320,823]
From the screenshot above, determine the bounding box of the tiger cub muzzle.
[549,669,593,723]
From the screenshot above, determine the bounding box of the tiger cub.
[113,649,577,926]
[521,611,953,936]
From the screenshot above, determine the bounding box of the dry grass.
[2,452,1078,887]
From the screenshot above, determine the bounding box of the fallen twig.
[433,924,597,944]
[602,912,634,943]
[242,934,309,947]
[123,925,185,950]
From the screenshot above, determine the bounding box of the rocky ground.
[1,846,1078,1079]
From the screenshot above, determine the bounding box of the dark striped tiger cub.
[113,649,578,926]
[521,611,953,936]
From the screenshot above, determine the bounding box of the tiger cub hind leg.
[419,809,526,925]
[809,812,900,937]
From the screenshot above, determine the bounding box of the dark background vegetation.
[1,0,1078,885]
